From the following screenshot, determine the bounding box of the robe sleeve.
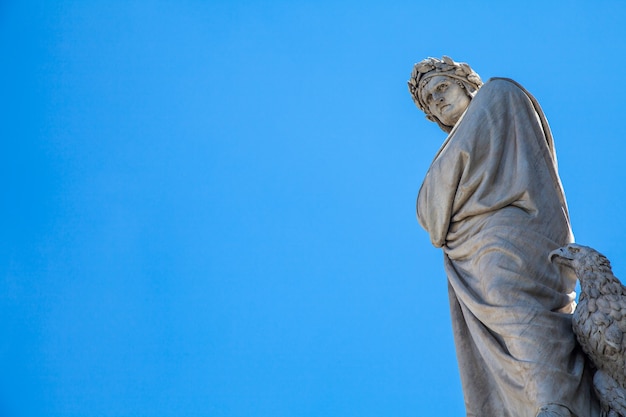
[417,148,468,248]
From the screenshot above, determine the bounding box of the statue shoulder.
[480,77,527,96]
[470,78,535,112]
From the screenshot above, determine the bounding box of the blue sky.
[2,1,626,416]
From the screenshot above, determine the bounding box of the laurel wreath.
[408,56,482,113]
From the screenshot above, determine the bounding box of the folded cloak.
[417,78,600,417]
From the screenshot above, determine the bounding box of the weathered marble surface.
[409,57,601,417]
[551,244,626,417]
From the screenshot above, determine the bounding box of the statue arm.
[417,149,467,248]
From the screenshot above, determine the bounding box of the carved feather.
[550,243,626,416]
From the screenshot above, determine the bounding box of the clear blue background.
[2,1,626,416]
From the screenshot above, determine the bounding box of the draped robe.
[417,78,600,417]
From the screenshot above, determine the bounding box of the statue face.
[421,75,471,127]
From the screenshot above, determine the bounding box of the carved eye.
[570,247,580,253]
[426,94,433,104]
[437,83,448,92]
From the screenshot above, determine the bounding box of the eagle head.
[549,243,612,276]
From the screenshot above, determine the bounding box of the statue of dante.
[408,57,601,417]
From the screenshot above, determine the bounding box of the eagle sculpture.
[550,243,626,417]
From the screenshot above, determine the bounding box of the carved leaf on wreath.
[416,62,434,73]
[442,55,454,65]
[460,63,472,75]
[467,74,481,85]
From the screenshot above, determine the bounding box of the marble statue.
[408,56,601,417]
[551,244,626,417]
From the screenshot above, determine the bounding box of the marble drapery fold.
[417,78,600,417]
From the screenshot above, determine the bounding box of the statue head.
[408,56,483,132]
